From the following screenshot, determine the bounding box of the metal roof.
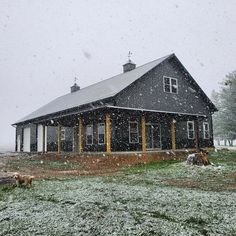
[15,54,172,124]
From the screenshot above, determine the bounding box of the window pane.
[188,122,193,130]
[130,122,138,133]
[87,135,93,145]
[164,77,171,92]
[98,134,105,144]
[98,123,105,133]
[189,131,194,139]
[171,78,177,85]
[172,84,177,93]
[171,79,177,93]
[86,125,92,135]
[129,122,138,143]
[130,133,138,143]
[61,128,65,140]
[204,123,209,139]
[164,77,170,84]
[165,84,171,92]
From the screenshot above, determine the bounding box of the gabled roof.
[15,54,172,124]
[14,53,217,125]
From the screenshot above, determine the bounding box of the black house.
[13,54,217,154]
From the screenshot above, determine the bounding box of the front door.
[146,123,161,150]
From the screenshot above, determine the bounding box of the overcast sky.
[0,0,236,149]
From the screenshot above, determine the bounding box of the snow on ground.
[0,173,236,235]
[0,151,236,235]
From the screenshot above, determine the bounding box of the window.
[129,121,139,143]
[203,122,210,139]
[187,121,195,139]
[163,76,178,94]
[86,125,93,145]
[61,128,65,140]
[98,123,105,144]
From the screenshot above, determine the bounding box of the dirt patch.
[0,151,188,181]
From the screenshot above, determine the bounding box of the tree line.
[211,70,236,146]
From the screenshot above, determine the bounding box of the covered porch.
[18,106,211,154]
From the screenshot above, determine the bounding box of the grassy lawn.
[0,151,236,235]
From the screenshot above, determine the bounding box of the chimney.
[70,83,80,93]
[123,51,136,73]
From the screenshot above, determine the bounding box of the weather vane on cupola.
[74,77,78,84]
[128,51,132,62]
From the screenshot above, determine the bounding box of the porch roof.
[106,106,207,118]
[18,105,207,126]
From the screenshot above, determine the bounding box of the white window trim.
[61,127,66,141]
[187,121,195,139]
[129,121,139,144]
[97,123,106,145]
[163,76,178,94]
[86,124,93,145]
[203,122,210,139]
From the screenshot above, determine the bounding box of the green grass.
[124,160,181,174]
[0,185,15,201]
[209,150,236,165]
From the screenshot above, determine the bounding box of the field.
[0,150,236,235]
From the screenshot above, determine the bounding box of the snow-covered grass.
[0,151,236,235]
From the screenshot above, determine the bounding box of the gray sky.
[0,0,236,149]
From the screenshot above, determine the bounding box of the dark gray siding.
[115,58,211,116]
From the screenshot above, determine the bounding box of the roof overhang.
[13,104,208,126]
[106,106,207,117]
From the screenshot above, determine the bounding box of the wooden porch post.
[141,115,146,152]
[79,118,83,154]
[194,120,200,151]
[42,125,45,154]
[74,125,79,153]
[106,113,111,155]
[58,125,61,154]
[171,119,176,150]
